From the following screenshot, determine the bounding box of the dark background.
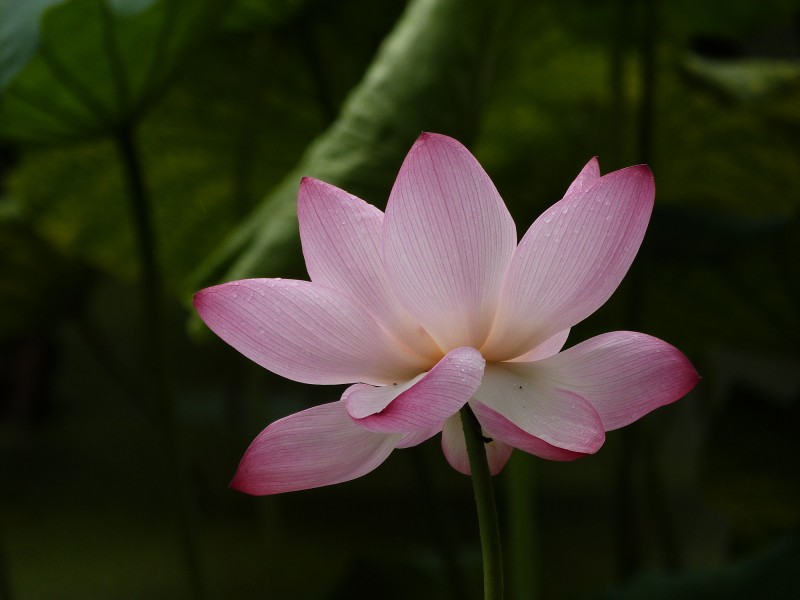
[1,0,799,598]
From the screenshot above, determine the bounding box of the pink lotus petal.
[470,400,585,461]
[343,375,424,419]
[384,133,516,350]
[345,347,485,433]
[298,177,440,360]
[508,328,571,362]
[482,165,654,361]
[533,331,699,430]
[441,413,514,476]
[230,401,399,495]
[472,363,606,453]
[194,279,429,385]
[563,157,601,197]
[396,428,441,449]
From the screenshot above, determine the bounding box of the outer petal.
[230,401,399,495]
[531,331,699,430]
[384,133,517,350]
[441,413,514,476]
[470,400,585,461]
[472,363,606,453]
[194,279,428,385]
[482,165,654,361]
[298,178,440,359]
[345,347,485,433]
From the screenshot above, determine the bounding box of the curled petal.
[345,347,485,433]
[532,331,699,430]
[483,164,654,360]
[384,133,517,350]
[298,177,439,359]
[230,402,399,495]
[441,413,514,476]
[473,363,606,454]
[194,279,428,385]
[470,400,585,461]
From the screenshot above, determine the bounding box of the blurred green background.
[1,0,799,598]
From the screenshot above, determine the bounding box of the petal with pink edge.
[230,401,399,495]
[345,347,485,433]
[384,133,517,350]
[298,178,439,359]
[441,413,514,476]
[470,400,585,461]
[532,331,699,431]
[563,157,601,197]
[483,164,654,361]
[194,279,428,385]
[473,363,606,454]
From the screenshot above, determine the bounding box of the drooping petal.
[345,347,485,433]
[298,177,440,359]
[384,133,517,350]
[441,413,514,476]
[472,363,606,454]
[482,164,654,361]
[531,331,699,430]
[194,279,428,385]
[230,401,399,495]
[470,400,585,461]
[508,328,570,362]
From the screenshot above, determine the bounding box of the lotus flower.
[194,133,698,495]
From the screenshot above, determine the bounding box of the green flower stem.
[460,405,504,600]
[114,122,205,600]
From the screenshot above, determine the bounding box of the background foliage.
[1,0,799,598]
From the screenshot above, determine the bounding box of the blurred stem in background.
[505,453,539,600]
[409,450,469,600]
[113,122,206,600]
[614,0,681,580]
[609,0,632,165]
[461,406,504,600]
[0,517,12,600]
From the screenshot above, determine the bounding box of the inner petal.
[343,346,486,434]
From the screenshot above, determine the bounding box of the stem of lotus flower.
[460,405,504,600]
[115,122,206,600]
